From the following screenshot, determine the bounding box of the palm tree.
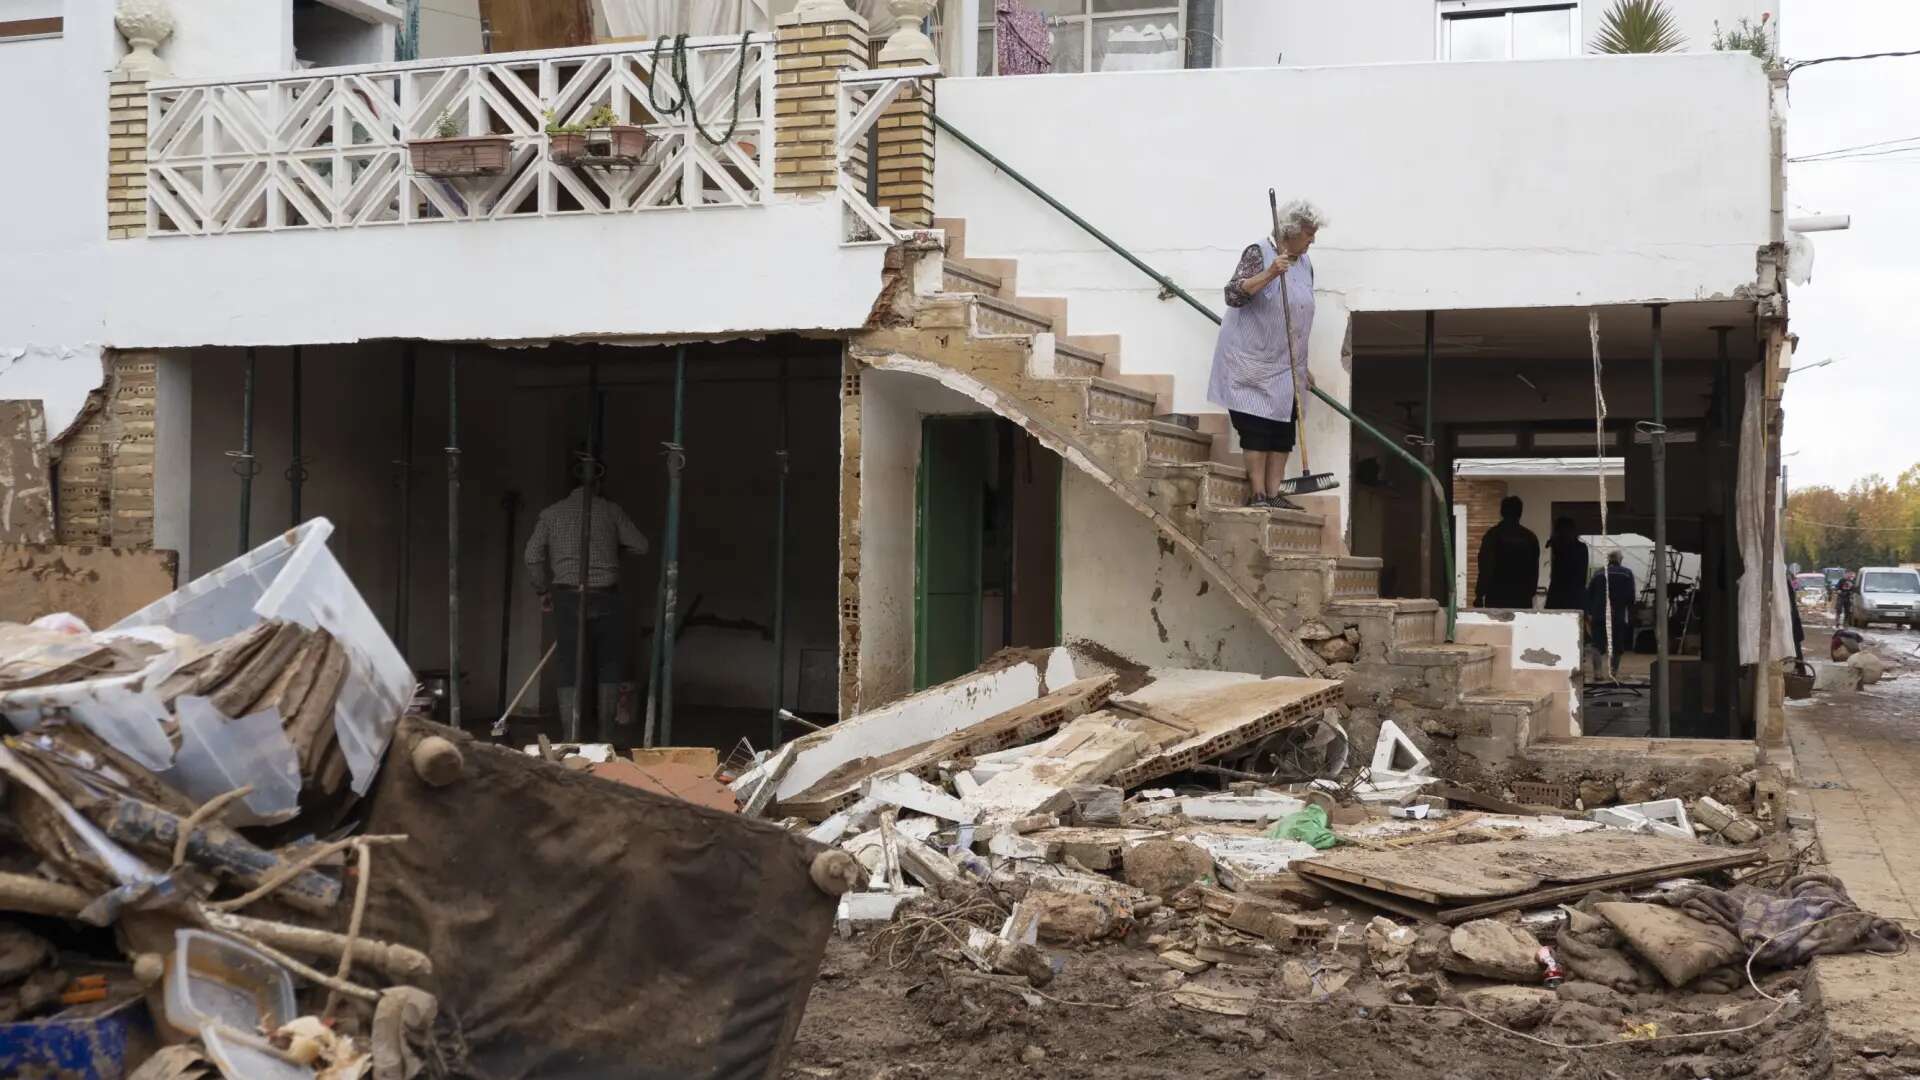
[1591,0,1686,54]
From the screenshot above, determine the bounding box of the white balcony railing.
[144,35,773,236]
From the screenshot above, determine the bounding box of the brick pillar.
[108,76,148,238]
[108,352,158,547]
[773,5,868,197]
[873,61,934,229]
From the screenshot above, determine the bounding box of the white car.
[1851,567,1920,629]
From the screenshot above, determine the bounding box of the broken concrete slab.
[1157,949,1211,974]
[1176,833,1321,892]
[1446,919,1544,982]
[781,674,1115,820]
[1590,798,1693,842]
[1177,792,1308,822]
[1370,719,1432,777]
[1120,838,1213,896]
[864,772,976,824]
[1026,825,1163,871]
[1104,675,1344,790]
[965,715,1152,821]
[765,646,1078,804]
[1692,796,1762,844]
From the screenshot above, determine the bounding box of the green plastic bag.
[1266,805,1337,850]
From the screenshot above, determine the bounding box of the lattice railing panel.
[146,37,774,236]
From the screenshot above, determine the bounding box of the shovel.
[1269,188,1339,498]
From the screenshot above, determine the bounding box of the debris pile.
[0,521,434,1079]
[744,646,1900,1052]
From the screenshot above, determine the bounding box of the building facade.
[0,0,1798,762]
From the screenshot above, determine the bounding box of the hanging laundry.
[997,0,1053,75]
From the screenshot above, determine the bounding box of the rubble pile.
[0,522,440,1080]
[737,647,1901,1051]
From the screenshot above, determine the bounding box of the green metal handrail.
[934,114,1457,638]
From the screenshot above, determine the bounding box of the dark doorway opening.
[915,416,1060,689]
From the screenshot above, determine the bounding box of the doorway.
[914,416,1060,688]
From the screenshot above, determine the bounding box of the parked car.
[1850,566,1920,629]
[1794,572,1828,607]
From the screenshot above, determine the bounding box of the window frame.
[978,0,1188,76]
[1435,0,1580,61]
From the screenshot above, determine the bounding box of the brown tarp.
[359,720,836,1080]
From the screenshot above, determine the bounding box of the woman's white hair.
[1276,199,1329,240]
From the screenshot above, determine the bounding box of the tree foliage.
[1592,0,1686,54]
[1786,463,1920,571]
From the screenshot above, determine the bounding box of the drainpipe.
[1646,304,1670,738]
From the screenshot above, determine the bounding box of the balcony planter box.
[408,135,512,178]
[549,125,650,166]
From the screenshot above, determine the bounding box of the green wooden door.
[915,417,991,688]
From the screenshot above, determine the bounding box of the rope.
[648,32,755,147]
[1589,313,1616,681]
[323,840,375,1021]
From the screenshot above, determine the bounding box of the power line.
[1788,48,1920,74]
[1789,133,1920,162]
[1786,515,1920,533]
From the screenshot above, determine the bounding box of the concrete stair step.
[967,294,1055,336]
[1052,339,1106,377]
[1325,598,1443,652]
[1094,418,1214,465]
[942,259,1005,295]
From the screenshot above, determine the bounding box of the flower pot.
[409,135,512,178]
[551,125,650,166]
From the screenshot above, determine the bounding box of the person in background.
[1206,199,1328,510]
[1544,516,1589,610]
[1834,569,1858,626]
[525,461,650,740]
[1585,550,1637,680]
[1474,495,1540,608]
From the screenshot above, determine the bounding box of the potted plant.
[548,106,650,166]
[408,111,512,178]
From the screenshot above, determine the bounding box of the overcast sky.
[1778,1,1920,491]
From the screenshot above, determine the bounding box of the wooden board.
[0,544,178,629]
[1293,832,1762,923]
[0,402,53,544]
[779,675,1115,821]
[1105,676,1343,790]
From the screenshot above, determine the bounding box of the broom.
[1270,188,1339,497]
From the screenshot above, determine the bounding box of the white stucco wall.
[0,3,888,375]
[937,53,1772,531]
[1059,470,1298,676]
[1220,0,1776,68]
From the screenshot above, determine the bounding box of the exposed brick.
[777,54,825,71]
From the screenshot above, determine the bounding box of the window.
[1438,1,1577,61]
[0,0,62,41]
[976,0,1191,76]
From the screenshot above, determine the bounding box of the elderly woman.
[1207,200,1327,510]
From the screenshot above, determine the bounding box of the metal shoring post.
[446,349,462,731]
[1421,310,1436,598]
[496,491,520,720]
[231,347,259,555]
[395,345,416,662]
[571,359,600,745]
[287,346,305,527]
[657,345,688,746]
[769,356,790,750]
[1711,325,1738,738]
[1647,304,1671,738]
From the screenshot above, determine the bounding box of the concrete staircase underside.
[853,218,1556,749]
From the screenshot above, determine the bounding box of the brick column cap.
[779,4,868,32]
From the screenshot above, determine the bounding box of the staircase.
[850,219,1554,757]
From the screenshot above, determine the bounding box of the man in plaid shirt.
[525,478,650,738]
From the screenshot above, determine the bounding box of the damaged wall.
[1059,469,1300,677]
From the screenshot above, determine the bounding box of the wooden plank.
[1290,872,1442,922]
[475,0,592,52]
[778,674,1115,821]
[1293,831,1752,905]
[0,403,54,544]
[1424,783,1582,819]
[1434,850,1761,924]
[0,543,177,629]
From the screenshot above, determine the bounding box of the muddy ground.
[788,932,1847,1080]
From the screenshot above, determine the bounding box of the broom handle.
[1270,189,1311,475]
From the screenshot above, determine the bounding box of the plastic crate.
[112,519,410,794]
[0,997,155,1079]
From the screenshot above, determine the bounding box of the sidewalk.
[1787,652,1920,1065]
